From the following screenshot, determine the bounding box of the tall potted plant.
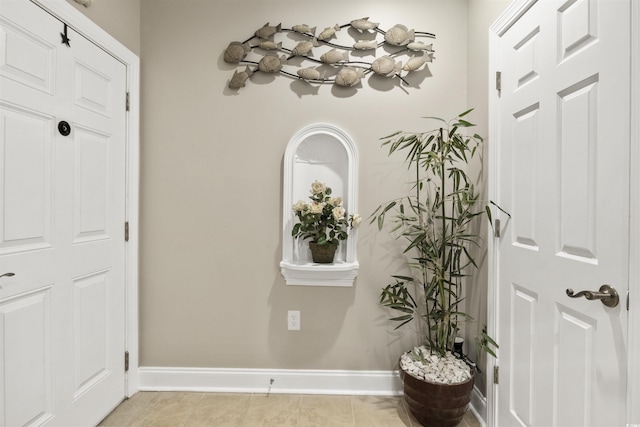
[371,110,497,427]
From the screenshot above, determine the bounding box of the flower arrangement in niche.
[292,181,361,263]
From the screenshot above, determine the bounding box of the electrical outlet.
[288,310,300,330]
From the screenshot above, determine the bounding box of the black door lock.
[58,121,71,136]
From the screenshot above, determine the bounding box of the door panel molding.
[0,286,54,427]
[29,0,140,396]
[0,103,54,254]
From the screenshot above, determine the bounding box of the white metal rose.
[308,201,325,214]
[332,206,346,221]
[351,213,362,228]
[329,197,343,207]
[310,180,327,195]
[293,200,307,212]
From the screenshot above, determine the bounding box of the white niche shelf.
[280,123,358,287]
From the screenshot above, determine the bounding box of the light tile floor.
[98,392,482,427]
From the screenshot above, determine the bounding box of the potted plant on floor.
[371,110,498,427]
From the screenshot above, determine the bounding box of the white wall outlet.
[288,310,300,330]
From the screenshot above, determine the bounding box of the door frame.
[29,0,140,397]
[487,0,640,425]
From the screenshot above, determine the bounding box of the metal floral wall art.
[223,18,435,90]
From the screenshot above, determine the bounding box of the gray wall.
[70,0,510,390]
[65,0,140,55]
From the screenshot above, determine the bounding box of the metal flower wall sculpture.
[223,18,435,90]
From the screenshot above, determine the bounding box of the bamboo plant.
[371,110,497,360]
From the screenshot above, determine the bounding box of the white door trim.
[30,0,140,397]
[627,0,640,422]
[487,4,535,426]
[488,0,640,425]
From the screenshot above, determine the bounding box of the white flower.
[351,214,362,228]
[310,180,327,195]
[292,200,307,212]
[329,197,343,207]
[332,206,345,221]
[309,201,325,214]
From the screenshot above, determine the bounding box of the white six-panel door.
[0,1,127,425]
[490,0,631,426]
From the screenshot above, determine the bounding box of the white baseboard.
[138,366,487,425]
[139,367,404,396]
[470,385,488,426]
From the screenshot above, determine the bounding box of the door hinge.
[124,221,129,242]
[124,351,130,372]
[496,71,502,91]
[126,92,130,111]
[494,365,499,384]
[494,218,501,238]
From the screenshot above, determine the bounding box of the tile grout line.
[244,393,256,427]
[399,396,415,427]
[349,396,356,426]
[296,394,302,427]
[181,392,206,427]
[129,392,160,427]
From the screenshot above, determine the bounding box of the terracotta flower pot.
[309,241,337,263]
[400,362,475,427]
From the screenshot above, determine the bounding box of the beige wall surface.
[137,0,509,376]
[65,0,140,54]
[62,0,510,389]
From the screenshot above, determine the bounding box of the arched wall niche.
[280,123,359,286]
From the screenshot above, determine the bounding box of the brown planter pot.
[309,241,338,263]
[400,362,475,427]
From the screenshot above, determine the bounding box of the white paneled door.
[492,0,630,426]
[0,1,127,426]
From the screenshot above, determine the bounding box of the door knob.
[0,272,15,279]
[58,120,71,136]
[566,284,619,307]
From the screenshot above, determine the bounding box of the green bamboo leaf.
[405,230,426,245]
[421,116,448,124]
[393,317,415,329]
[382,201,397,213]
[391,275,415,282]
[390,139,402,153]
[380,130,403,140]
[485,205,493,227]
[388,305,414,314]
[455,119,475,127]
[483,333,499,348]
[485,347,498,358]
[490,200,511,217]
[390,314,413,322]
